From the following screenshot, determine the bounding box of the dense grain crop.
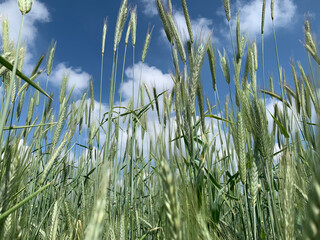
[0,0,319,239]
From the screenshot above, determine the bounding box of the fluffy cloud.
[0,0,50,44]
[51,63,92,94]
[170,11,218,44]
[140,0,158,17]
[158,11,219,45]
[225,0,297,39]
[119,61,174,106]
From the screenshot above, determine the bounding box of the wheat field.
[0,0,319,239]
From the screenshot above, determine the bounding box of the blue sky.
[1,0,320,118]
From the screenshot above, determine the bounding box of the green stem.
[0,181,53,221]
[0,15,25,141]
[262,33,266,105]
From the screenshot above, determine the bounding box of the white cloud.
[0,0,50,44]
[226,0,297,39]
[160,11,219,45]
[0,0,94,97]
[140,0,158,17]
[120,61,174,106]
[51,63,92,94]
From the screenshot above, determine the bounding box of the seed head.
[237,112,246,184]
[130,6,137,46]
[219,49,230,84]
[114,0,128,52]
[17,0,33,15]
[142,26,154,62]
[207,42,216,91]
[223,0,231,22]
[261,0,266,34]
[1,17,10,53]
[271,0,274,21]
[102,18,108,55]
[47,40,57,76]
[156,0,172,43]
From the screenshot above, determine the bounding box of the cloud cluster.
[139,0,218,44]
[228,0,297,39]
[140,0,158,17]
[0,0,92,95]
[0,0,50,44]
[121,61,174,104]
[51,63,92,94]
[170,11,219,44]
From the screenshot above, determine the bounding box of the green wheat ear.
[223,0,231,22]
[237,112,246,185]
[18,0,33,15]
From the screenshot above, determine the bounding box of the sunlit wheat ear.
[1,17,10,53]
[35,83,40,106]
[51,97,67,150]
[251,41,258,71]
[197,82,205,131]
[26,97,35,125]
[18,0,33,15]
[237,112,246,184]
[17,90,26,118]
[88,80,94,111]
[114,0,128,52]
[59,74,68,104]
[3,213,12,239]
[283,151,295,240]
[305,19,311,32]
[225,95,229,123]
[271,0,274,21]
[218,49,230,84]
[172,45,181,76]
[50,200,60,240]
[261,0,266,34]
[297,62,316,106]
[142,26,154,63]
[249,46,257,95]
[46,40,57,77]
[160,159,181,240]
[189,43,205,116]
[168,0,172,15]
[129,6,137,46]
[85,167,111,240]
[269,76,274,92]
[63,200,73,237]
[41,130,69,184]
[153,87,161,124]
[143,83,154,110]
[236,12,241,58]
[223,0,231,22]
[181,0,193,43]
[291,63,301,114]
[125,19,131,45]
[102,18,107,54]
[167,13,186,64]
[234,61,241,107]
[250,161,258,207]
[303,165,320,240]
[305,31,317,55]
[207,41,216,91]
[156,0,172,43]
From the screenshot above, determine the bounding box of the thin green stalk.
[98,53,104,149]
[129,44,135,240]
[0,15,25,141]
[272,21,285,104]
[228,21,236,61]
[262,34,266,104]
[0,181,53,221]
